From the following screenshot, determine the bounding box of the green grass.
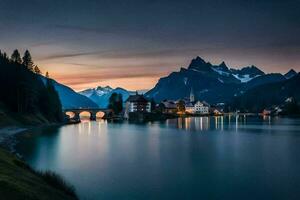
[35,171,77,198]
[0,148,78,200]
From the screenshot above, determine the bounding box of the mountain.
[79,86,134,108]
[284,69,297,79]
[146,56,293,103]
[39,76,98,109]
[231,73,300,112]
[243,73,286,90]
[230,65,265,83]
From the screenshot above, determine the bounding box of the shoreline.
[0,121,79,153]
[0,121,80,200]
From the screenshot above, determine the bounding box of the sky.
[0,0,300,91]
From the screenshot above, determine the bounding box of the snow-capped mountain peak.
[284,69,297,79]
[79,86,134,108]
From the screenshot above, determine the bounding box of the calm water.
[16,116,300,200]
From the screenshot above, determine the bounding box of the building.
[194,101,209,114]
[262,109,272,116]
[124,92,151,119]
[159,100,178,114]
[185,102,195,114]
[210,107,223,115]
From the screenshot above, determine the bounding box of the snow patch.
[218,78,224,83]
[183,77,188,85]
[232,74,260,83]
[199,89,208,94]
[211,67,230,77]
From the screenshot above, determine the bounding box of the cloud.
[52,70,163,90]
[39,51,100,60]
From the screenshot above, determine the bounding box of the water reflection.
[169,115,290,132]
[15,116,300,200]
[78,119,108,135]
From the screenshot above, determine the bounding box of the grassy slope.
[0,103,49,127]
[0,148,77,200]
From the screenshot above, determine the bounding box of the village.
[123,89,224,121]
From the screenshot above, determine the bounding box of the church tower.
[190,88,195,102]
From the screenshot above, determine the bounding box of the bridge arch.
[63,108,112,121]
[79,111,92,119]
[65,111,75,119]
[96,111,105,119]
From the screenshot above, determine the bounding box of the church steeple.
[190,88,195,102]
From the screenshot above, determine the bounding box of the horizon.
[1,0,300,91]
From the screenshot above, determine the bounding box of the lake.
[16,116,300,200]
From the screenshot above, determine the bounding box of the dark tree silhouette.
[45,71,49,78]
[22,50,34,71]
[176,100,185,112]
[34,65,42,74]
[283,98,300,115]
[0,49,63,123]
[150,98,156,112]
[39,78,63,122]
[108,93,123,114]
[11,49,22,64]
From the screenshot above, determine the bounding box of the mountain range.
[145,56,298,106]
[39,56,298,112]
[79,86,135,108]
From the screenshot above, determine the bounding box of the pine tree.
[108,93,123,114]
[11,49,22,64]
[177,100,185,113]
[34,65,42,74]
[39,78,63,122]
[150,98,156,112]
[22,50,34,71]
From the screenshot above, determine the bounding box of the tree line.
[0,49,63,123]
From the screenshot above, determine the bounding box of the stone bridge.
[63,108,113,121]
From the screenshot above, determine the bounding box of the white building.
[194,101,209,114]
[124,93,151,119]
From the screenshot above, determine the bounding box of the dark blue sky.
[0,0,299,90]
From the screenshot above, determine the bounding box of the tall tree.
[177,100,185,113]
[11,49,22,64]
[40,78,63,122]
[34,65,42,74]
[150,98,156,112]
[45,71,49,78]
[22,50,34,71]
[108,93,123,115]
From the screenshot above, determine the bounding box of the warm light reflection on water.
[173,115,249,131]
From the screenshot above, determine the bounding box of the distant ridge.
[284,69,297,79]
[146,56,298,104]
[79,86,135,108]
[39,76,98,109]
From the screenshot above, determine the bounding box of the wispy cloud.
[39,51,100,61]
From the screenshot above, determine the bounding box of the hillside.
[231,73,300,112]
[40,76,98,109]
[0,148,77,200]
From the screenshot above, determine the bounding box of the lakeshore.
[0,122,80,200]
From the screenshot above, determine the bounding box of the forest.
[0,49,63,125]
